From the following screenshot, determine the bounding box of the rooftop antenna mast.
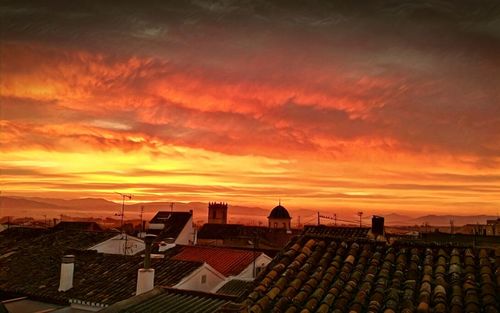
[115,192,132,234]
[139,206,144,233]
[357,211,363,228]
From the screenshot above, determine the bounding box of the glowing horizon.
[1,1,499,216]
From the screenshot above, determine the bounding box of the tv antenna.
[139,206,144,233]
[357,211,363,228]
[115,192,132,234]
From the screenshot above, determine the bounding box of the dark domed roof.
[268,205,291,219]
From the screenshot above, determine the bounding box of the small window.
[256,266,265,276]
[201,274,207,284]
[274,222,278,228]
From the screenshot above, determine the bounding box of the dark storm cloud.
[2,0,500,161]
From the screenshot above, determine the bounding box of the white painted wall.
[175,216,194,245]
[148,223,164,230]
[237,253,272,279]
[175,263,225,293]
[88,234,145,255]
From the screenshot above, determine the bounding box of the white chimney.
[58,255,75,292]
[136,234,156,295]
[136,268,155,295]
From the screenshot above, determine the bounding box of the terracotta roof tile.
[244,235,499,312]
[303,225,371,238]
[171,246,259,277]
[215,279,254,298]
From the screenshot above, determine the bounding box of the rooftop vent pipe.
[136,234,156,295]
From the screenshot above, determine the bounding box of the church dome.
[268,205,291,219]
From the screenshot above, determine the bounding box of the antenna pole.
[357,211,363,228]
[115,192,132,234]
[140,206,144,233]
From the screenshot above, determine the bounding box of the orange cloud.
[1,2,500,217]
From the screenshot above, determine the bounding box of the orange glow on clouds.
[1,1,500,217]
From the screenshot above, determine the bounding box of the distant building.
[486,218,499,235]
[53,221,103,232]
[459,218,499,236]
[208,202,228,224]
[196,223,300,250]
[268,203,291,230]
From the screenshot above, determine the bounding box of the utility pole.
[334,214,337,226]
[450,218,454,235]
[357,211,363,228]
[317,212,320,226]
[170,202,174,212]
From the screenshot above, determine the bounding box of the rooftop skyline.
[1,1,500,215]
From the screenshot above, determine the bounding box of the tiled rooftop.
[171,246,260,277]
[215,279,254,298]
[0,228,202,306]
[243,235,499,313]
[149,211,192,240]
[53,221,103,232]
[303,225,371,238]
[1,249,202,306]
[0,227,117,258]
[197,224,299,249]
[99,287,236,313]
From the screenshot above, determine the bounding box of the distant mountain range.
[0,196,497,226]
[0,196,270,222]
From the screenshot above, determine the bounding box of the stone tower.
[208,202,228,224]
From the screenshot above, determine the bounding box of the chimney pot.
[58,254,75,292]
[136,268,155,295]
[137,234,157,295]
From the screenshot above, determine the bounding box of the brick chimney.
[136,234,156,295]
[58,255,75,292]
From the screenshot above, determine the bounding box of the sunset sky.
[1,1,500,216]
